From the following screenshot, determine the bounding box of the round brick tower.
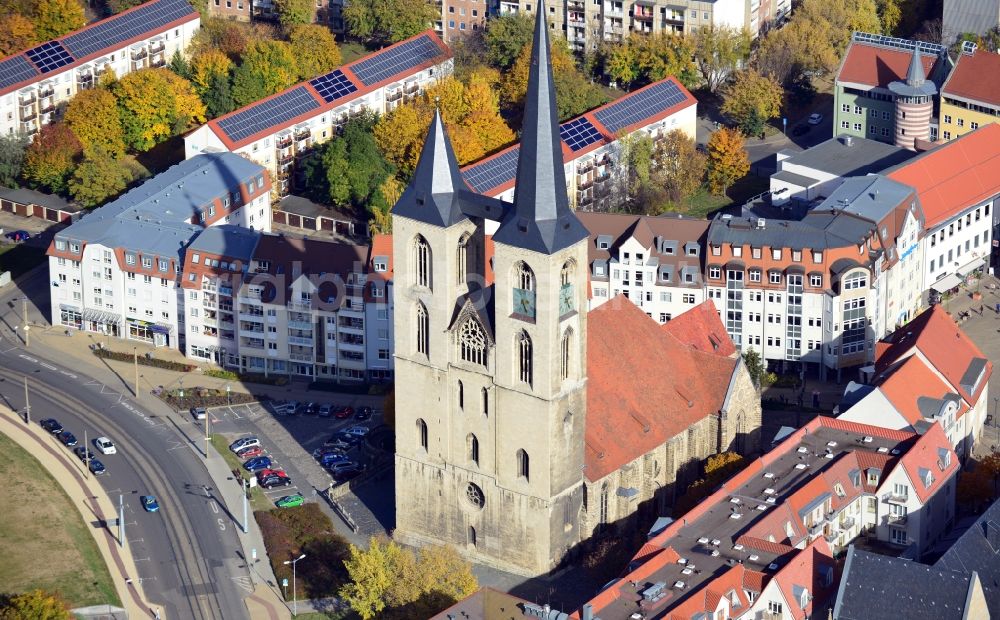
[889,46,937,151]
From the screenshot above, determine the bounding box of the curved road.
[0,336,251,618]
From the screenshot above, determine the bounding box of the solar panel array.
[62,0,194,60]
[0,55,40,91]
[351,34,441,87]
[25,41,75,74]
[560,117,603,152]
[462,148,520,194]
[217,86,321,143]
[309,69,358,104]
[594,79,687,135]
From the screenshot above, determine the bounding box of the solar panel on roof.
[0,55,39,91]
[594,80,687,135]
[25,41,74,74]
[309,69,358,104]
[217,86,321,143]
[351,34,441,87]
[61,0,193,60]
[462,148,520,194]
[560,117,603,152]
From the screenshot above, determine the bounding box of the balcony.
[633,8,653,20]
[149,40,166,55]
[839,516,855,530]
[387,89,402,102]
[887,514,908,525]
[19,107,36,122]
[150,54,166,68]
[568,0,584,7]
[241,340,264,350]
[883,492,908,504]
[807,522,824,537]
[404,82,420,95]
[288,320,313,331]
[130,48,147,62]
[276,134,293,149]
[238,312,264,321]
[568,11,585,23]
[289,352,312,362]
[288,335,314,346]
[38,85,54,99]
[18,91,35,106]
[277,151,294,165]
[39,97,55,114]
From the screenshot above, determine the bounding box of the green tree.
[742,347,765,388]
[231,40,298,107]
[0,589,72,620]
[106,0,144,13]
[22,123,81,194]
[273,0,313,28]
[288,24,341,81]
[203,71,236,118]
[720,69,783,136]
[692,26,752,93]
[33,0,86,40]
[0,134,27,188]
[168,49,191,79]
[343,0,439,46]
[482,13,533,70]
[113,68,207,151]
[304,113,395,210]
[654,129,706,207]
[69,148,133,207]
[65,89,126,157]
[190,50,234,93]
[0,14,37,57]
[502,37,608,120]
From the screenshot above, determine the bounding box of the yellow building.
[939,44,1000,141]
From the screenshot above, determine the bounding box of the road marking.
[17,354,37,363]
[209,502,219,514]
[217,518,226,531]
[134,557,150,562]
[59,370,77,379]
[39,362,57,371]
[166,441,186,452]
[232,576,254,593]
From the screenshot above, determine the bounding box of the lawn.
[676,175,771,219]
[0,243,46,279]
[0,431,119,608]
[210,433,273,512]
[339,41,371,65]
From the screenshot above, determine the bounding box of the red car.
[334,406,354,419]
[255,468,287,480]
[237,445,264,459]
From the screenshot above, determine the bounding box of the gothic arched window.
[415,303,429,356]
[459,318,487,366]
[413,235,431,289]
[514,261,535,291]
[560,328,572,381]
[416,418,428,451]
[560,259,575,286]
[517,331,533,385]
[599,483,609,525]
[457,233,471,285]
[468,433,479,466]
[517,448,530,482]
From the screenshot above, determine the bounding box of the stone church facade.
[391,0,761,576]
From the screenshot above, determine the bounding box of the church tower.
[391,0,590,576]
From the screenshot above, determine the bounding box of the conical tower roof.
[906,45,926,87]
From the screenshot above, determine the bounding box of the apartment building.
[46,153,272,348]
[576,211,709,322]
[834,33,950,147]
[437,0,488,39]
[251,0,344,31]
[184,30,452,197]
[364,234,394,382]
[578,416,958,620]
[939,43,1000,141]
[0,0,199,138]
[886,124,999,293]
[461,76,697,214]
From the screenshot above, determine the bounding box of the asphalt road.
[0,331,251,617]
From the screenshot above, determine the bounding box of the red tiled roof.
[877,355,964,426]
[837,42,937,88]
[770,538,835,620]
[367,233,393,280]
[887,123,1000,229]
[661,300,736,357]
[735,535,796,556]
[585,296,737,481]
[942,49,1000,106]
[664,564,752,620]
[896,422,959,504]
[875,305,992,405]
[742,570,768,593]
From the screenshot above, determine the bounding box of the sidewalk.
[0,408,161,619]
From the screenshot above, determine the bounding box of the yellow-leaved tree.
[288,24,342,81]
[0,14,37,57]
[112,68,206,152]
[64,89,126,158]
[720,69,784,136]
[706,127,749,195]
[190,50,234,94]
[33,0,85,40]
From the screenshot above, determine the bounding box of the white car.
[807,113,823,125]
[94,436,117,455]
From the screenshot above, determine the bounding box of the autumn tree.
[288,24,341,81]
[481,13,533,70]
[69,147,134,208]
[113,68,207,151]
[22,123,81,194]
[877,0,901,34]
[0,134,27,188]
[106,0,144,14]
[374,104,426,176]
[203,71,236,118]
[231,40,298,107]
[33,0,86,40]
[190,50,234,94]
[0,589,72,620]
[273,0,313,27]
[501,37,608,120]
[706,127,749,195]
[796,0,881,55]
[742,348,765,388]
[0,15,37,57]
[599,34,699,91]
[654,129,706,207]
[343,0,439,46]
[721,69,783,136]
[65,89,126,157]
[754,17,839,84]
[692,26,751,93]
[340,537,478,620]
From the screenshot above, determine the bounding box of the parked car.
[58,431,78,447]
[243,456,272,472]
[89,459,106,475]
[791,124,810,137]
[190,407,207,421]
[236,445,264,459]
[344,425,369,438]
[94,436,116,455]
[74,446,95,461]
[229,437,260,453]
[320,452,350,466]
[333,405,354,419]
[355,406,373,421]
[272,402,295,416]
[318,404,333,417]
[807,112,823,125]
[5,230,30,242]
[40,418,63,434]
[330,462,364,481]
[255,468,287,481]
[275,494,304,508]
[303,402,318,415]
[141,495,160,512]
[313,446,345,459]
[260,474,292,489]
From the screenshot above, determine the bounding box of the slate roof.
[708,212,873,251]
[942,46,1000,106]
[186,224,259,260]
[779,136,915,179]
[0,186,78,212]
[934,498,1000,612]
[834,547,975,620]
[815,175,915,225]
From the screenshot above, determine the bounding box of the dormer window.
[374,260,387,272]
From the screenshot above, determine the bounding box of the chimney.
[842,135,853,147]
[583,604,594,620]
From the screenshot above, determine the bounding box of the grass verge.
[0,244,46,279]
[210,433,274,512]
[678,175,771,219]
[0,431,120,607]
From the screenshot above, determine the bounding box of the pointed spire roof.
[906,46,926,87]
[492,0,588,255]
[391,109,472,228]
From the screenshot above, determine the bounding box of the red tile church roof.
[662,300,736,357]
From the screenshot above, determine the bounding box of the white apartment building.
[364,235,394,382]
[47,153,272,349]
[461,76,697,218]
[0,0,199,138]
[184,30,452,196]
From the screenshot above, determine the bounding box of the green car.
[275,494,304,508]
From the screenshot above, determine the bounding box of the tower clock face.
[559,283,574,316]
[513,287,536,318]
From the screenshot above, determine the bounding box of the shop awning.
[151,323,173,334]
[956,257,985,277]
[930,273,962,292]
[83,309,121,326]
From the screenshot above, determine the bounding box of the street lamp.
[283,553,306,616]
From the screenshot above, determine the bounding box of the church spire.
[492,0,588,255]
[906,45,926,88]
[391,108,470,228]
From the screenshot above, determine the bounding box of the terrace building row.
[184,30,452,197]
[0,0,200,138]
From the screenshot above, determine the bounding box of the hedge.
[204,369,288,386]
[93,348,196,372]
[157,386,262,410]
